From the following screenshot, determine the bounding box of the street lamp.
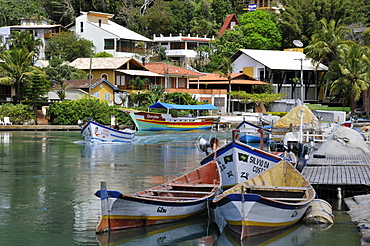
[293,40,304,103]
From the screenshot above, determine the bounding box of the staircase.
[36,110,49,125]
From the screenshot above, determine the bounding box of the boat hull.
[201,140,282,189]
[81,121,135,143]
[96,161,221,232]
[213,160,316,240]
[129,111,213,131]
[217,194,309,238]
[98,197,209,231]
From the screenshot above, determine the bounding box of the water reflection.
[96,215,219,246]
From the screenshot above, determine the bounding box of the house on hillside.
[46,78,128,106]
[218,13,239,36]
[67,11,152,58]
[189,73,268,112]
[5,18,65,60]
[230,49,328,102]
[153,34,214,66]
[246,0,283,12]
[69,57,161,93]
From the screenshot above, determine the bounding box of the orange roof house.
[144,63,204,91]
[189,73,269,91]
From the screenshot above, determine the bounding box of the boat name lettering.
[220,164,226,171]
[157,207,167,213]
[249,156,270,168]
[252,166,266,174]
[147,115,160,119]
[240,172,249,180]
[227,170,235,178]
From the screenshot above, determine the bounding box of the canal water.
[0,130,361,245]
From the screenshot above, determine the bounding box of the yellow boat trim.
[226,218,301,227]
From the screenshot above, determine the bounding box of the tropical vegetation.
[1,0,370,122]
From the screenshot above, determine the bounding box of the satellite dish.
[293,40,304,48]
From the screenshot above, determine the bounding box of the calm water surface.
[0,130,361,245]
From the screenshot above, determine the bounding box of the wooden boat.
[125,102,216,131]
[199,130,287,189]
[95,161,221,233]
[81,120,135,143]
[236,119,271,143]
[212,159,316,240]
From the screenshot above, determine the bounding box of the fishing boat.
[199,130,291,189]
[236,119,271,143]
[81,120,135,143]
[126,102,216,131]
[94,160,221,233]
[212,159,316,240]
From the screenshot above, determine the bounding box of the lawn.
[305,103,350,114]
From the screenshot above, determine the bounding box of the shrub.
[47,98,133,125]
[0,103,34,124]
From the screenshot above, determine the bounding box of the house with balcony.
[153,34,214,66]
[246,0,283,12]
[230,49,328,103]
[69,57,161,93]
[6,18,65,60]
[67,11,152,58]
[189,72,269,113]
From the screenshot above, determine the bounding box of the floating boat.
[81,120,135,143]
[95,160,221,233]
[125,102,216,131]
[199,130,287,189]
[236,119,271,143]
[212,159,316,240]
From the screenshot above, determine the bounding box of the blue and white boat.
[236,119,271,143]
[81,120,135,143]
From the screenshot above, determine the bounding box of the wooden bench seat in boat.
[169,183,217,188]
[245,185,309,191]
[266,197,309,201]
[136,194,201,200]
[148,189,210,195]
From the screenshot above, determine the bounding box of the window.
[214,97,225,107]
[93,92,100,98]
[104,93,110,100]
[101,73,108,80]
[104,39,114,50]
[80,22,83,33]
[187,42,197,50]
[116,75,125,86]
[98,19,102,27]
[170,42,185,50]
[178,78,186,88]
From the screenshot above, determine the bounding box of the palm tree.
[0,48,35,102]
[325,44,370,116]
[7,31,43,63]
[216,57,234,114]
[305,19,350,68]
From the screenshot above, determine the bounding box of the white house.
[6,18,65,60]
[230,49,328,102]
[153,33,214,66]
[67,11,152,58]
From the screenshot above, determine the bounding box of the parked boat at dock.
[199,130,288,189]
[236,119,271,143]
[81,120,135,143]
[94,160,221,233]
[125,102,216,131]
[212,159,316,240]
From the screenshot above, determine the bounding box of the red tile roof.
[218,13,239,36]
[145,63,204,77]
[189,73,269,85]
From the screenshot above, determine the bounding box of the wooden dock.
[301,154,370,197]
